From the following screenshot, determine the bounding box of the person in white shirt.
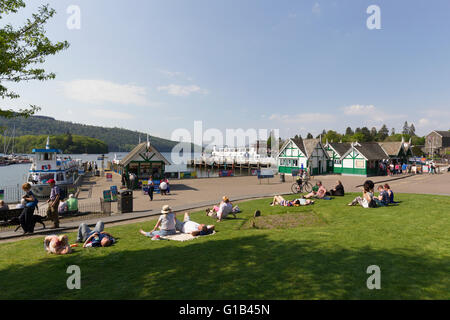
[159,180,168,195]
[348,180,375,208]
[175,212,215,236]
[206,196,235,222]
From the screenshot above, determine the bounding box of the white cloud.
[341,104,404,122]
[269,113,335,124]
[88,109,135,120]
[159,70,194,81]
[312,2,321,15]
[342,104,375,115]
[157,84,208,97]
[62,79,152,106]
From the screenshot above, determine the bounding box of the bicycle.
[291,180,313,194]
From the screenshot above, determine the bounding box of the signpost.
[110,186,118,201]
[106,172,113,182]
[103,190,112,202]
[257,169,274,184]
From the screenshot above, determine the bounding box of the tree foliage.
[0,116,193,152]
[0,133,108,154]
[0,0,69,118]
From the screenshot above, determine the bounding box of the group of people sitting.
[139,206,215,239]
[348,182,395,208]
[43,195,238,254]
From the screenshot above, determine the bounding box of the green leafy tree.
[345,127,354,136]
[377,124,389,141]
[402,121,410,135]
[0,0,69,118]
[409,123,416,136]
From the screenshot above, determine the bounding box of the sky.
[2,0,450,143]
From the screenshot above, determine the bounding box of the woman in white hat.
[139,205,176,237]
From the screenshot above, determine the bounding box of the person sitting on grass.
[175,212,215,236]
[304,181,327,199]
[329,180,345,196]
[140,205,177,237]
[77,221,116,248]
[384,184,396,204]
[206,196,234,222]
[44,235,72,255]
[348,180,375,208]
[374,185,389,207]
[270,195,314,206]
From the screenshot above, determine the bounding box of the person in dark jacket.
[329,180,345,196]
[19,183,38,234]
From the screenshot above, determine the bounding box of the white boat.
[26,138,82,198]
[197,145,277,166]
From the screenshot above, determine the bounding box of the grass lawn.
[0,192,449,300]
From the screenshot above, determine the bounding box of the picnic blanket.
[162,231,216,242]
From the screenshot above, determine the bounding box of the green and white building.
[340,142,389,176]
[324,141,352,174]
[278,138,330,175]
[378,139,413,163]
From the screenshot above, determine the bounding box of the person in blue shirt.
[384,184,396,203]
[374,185,389,206]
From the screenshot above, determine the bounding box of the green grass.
[0,193,449,300]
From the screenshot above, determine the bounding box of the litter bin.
[117,189,133,213]
[280,173,285,183]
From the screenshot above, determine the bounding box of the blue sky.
[2,0,450,141]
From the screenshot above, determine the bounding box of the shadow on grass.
[0,234,448,300]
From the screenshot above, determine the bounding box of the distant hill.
[1,133,109,154]
[0,116,192,152]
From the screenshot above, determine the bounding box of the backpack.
[368,199,377,208]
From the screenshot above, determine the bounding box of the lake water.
[0,151,257,187]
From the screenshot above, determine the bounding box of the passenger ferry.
[26,138,82,198]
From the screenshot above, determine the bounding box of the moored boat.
[26,138,82,198]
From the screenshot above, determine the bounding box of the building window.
[334,159,341,165]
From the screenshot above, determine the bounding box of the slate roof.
[377,141,403,156]
[353,142,389,160]
[279,138,326,159]
[302,139,321,158]
[328,142,352,156]
[120,143,171,167]
[434,130,450,138]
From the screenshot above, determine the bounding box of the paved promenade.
[1,170,448,242]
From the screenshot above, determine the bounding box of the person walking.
[19,183,38,234]
[46,179,60,228]
[148,176,155,201]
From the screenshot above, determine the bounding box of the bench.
[0,208,24,222]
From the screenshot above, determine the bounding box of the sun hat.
[161,205,172,214]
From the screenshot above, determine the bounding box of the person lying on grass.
[77,221,116,248]
[44,235,72,255]
[270,195,314,206]
[348,180,375,208]
[374,185,389,207]
[304,181,327,199]
[206,196,235,222]
[140,205,177,237]
[175,212,215,236]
